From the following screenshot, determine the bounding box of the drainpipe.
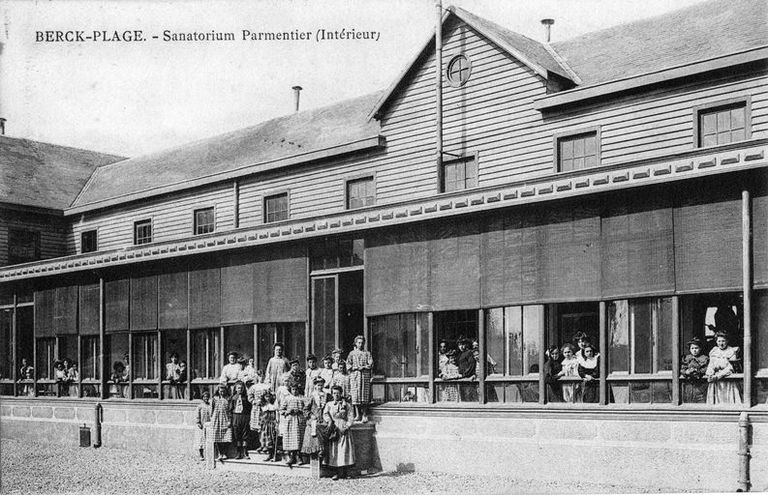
[93,402,103,448]
[435,0,443,171]
[737,411,750,492]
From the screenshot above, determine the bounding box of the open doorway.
[311,270,364,358]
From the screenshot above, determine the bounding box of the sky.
[0,0,709,158]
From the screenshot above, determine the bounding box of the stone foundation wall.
[3,398,767,491]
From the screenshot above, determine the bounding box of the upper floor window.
[346,176,375,209]
[81,230,97,253]
[7,229,40,265]
[134,219,152,245]
[698,101,749,147]
[193,207,215,235]
[557,131,598,172]
[446,54,471,87]
[441,155,477,193]
[264,193,289,223]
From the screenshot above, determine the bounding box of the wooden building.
[1,0,767,489]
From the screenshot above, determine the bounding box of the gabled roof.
[71,92,383,210]
[368,5,575,120]
[551,0,768,86]
[0,136,124,211]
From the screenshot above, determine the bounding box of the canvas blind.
[34,288,55,338]
[53,285,78,335]
[78,283,101,336]
[481,212,524,308]
[753,188,768,289]
[674,185,742,292]
[105,279,130,333]
[601,193,675,298]
[130,275,157,331]
[221,255,255,325]
[365,225,429,316]
[253,247,307,323]
[188,268,221,329]
[428,218,480,311]
[521,203,601,302]
[158,271,188,329]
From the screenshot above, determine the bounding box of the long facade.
[2,1,768,490]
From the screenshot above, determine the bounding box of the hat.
[458,337,471,346]
[289,359,300,366]
[306,354,317,361]
[313,377,326,385]
[332,348,343,354]
[236,357,247,365]
[686,337,704,347]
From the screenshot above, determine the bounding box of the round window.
[446,54,471,87]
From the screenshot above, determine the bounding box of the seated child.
[680,337,709,403]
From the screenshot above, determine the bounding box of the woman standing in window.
[578,342,600,403]
[705,332,741,404]
[346,335,373,423]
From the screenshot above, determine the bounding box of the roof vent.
[540,18,554,43]
[292,86,303,113]
[0,118,5,135]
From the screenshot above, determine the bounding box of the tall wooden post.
[538,306,547,404]
[428,312,435,404]
[435,0,443,171]
[478,308,486,404]
[742,189,752,406]
[599,301,607,405]
[671,296,681,405]
[99,278,106,399]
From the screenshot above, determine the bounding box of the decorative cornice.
[1,141,766,282]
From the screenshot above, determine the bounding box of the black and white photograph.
[0,0,767,493]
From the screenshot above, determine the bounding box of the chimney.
[0,118,5,135]
[541,18,554,43]
[291,86,302,112]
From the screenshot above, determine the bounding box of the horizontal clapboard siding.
[0,209,66,266]
[60,18,768,252]
[67,183,235,252]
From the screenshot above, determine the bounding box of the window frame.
[446,52,472,88]
[438,151,479,194]
[263,190,290,224]
[553,126,601,173]
[192,206,216,236]
[80,229,98,254]
[7,228,41,264]
[345,174,376,210]
[133,219,153,246]
[692,96,751,148]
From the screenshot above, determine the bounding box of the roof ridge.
[541,43,582,85]
[0,134,125,161]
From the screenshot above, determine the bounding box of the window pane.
[132,333,158,380]
[584,135,596,155]
[656,298,673,372]
[81,336,100,380]
[523,305,542,375]
[16,307,33,378]
[560,139,573,159]
[311,277,336,359]
[731,108,745,130]
[224,325,253,362]
[702,134,718,147]
[702,112,717,136]
[36,338,56,380]
[0,309,12,380]
[573,137,584,158]
[505,306,522,376]
[632,301,652,374]
[372,314,420,379]
[608,300,629,373]
[191,329,219,380]
[716,111,729,132]
[486,308,504,375]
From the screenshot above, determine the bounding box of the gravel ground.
[1,438,688,494]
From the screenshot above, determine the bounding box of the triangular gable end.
[368,5,576,121]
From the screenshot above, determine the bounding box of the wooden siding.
[61,18,768,252]
[0,209,66,266]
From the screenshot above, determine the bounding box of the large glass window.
[0,308,12,381]
[162,329,187,400]
[191,328,220,400]
[133,219,152,245]
[194,207,215,235]
[81,335,101,398]
[132,333,158,398]
[310,238,364,272]
[434,310,479,402]
[81,230,98,253]
[106,333,129,398]
[370,313,429,404]
[224,324,253,363]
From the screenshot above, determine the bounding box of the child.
[260,392,279,461]
[332,360,352,401]
[319,356,334,395]
[19,358,33,378]
[280,380,308,466]
[241,357,258,386]
[229,380,252,459]
[54,360,68,397]
[706,332,741,404]
[265,343,290,392]
[438,340,449,376]
[331,348,344,371]
[558,343,581,403]
[680,337,709,403]
[346,335,373,423]
[301,377,329,461]
[109,361,127,398]
[165,353,182,399]
[323,385,355,480]
[211,384,232,461]
[578,343,599,403]
[178,361,188,399]
[195,390,212,461]
[247,370,269,452]
[22,366,35,397]
[544,346,563,402]
[304,354,322,398]
[67,362,80,398]
[439,350,461,402]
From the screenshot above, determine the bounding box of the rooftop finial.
[292,86,303,113]
[541,18,555,43]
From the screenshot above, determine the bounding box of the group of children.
[680,332,742,404]
[197,335,372,480]
[543,332,600,403]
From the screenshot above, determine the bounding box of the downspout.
[435,0,443,173]
[738,411,750,492]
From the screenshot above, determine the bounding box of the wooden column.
[127,332,133,399]
[11,294,17,396]
[743,189,753,406]
[538,306,547,405]
[599,301,607,405]
[157,330,163,400]
[186,327,191,400]
[434,0,443,173]
[428,312,435,404]
[478,308,486,404]
[671,296,681,405]
[99,278,106,399]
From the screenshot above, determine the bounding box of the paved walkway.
[1,438,689,494]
